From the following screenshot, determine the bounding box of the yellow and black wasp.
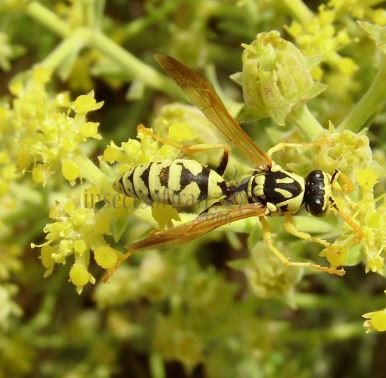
[106,54,360,281]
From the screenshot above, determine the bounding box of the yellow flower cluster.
[103,104,203,172]
[103,124,178,174]
[286,5,357,78]
[8,67,102,186]
[241,242,302,305]
[309,129,385,274]
[353,169,385,274]
[34,198,122,293]
[330,0,386,25]
[311,129,372,175]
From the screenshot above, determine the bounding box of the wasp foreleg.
[267,142,309,158]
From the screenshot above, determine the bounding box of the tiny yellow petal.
[61,159,80,182]
[355,168,378,190]
[151,204,181,229]
[363,310,386,332]
[371,311,386,332]
[40,245,54,269]
[69,263,90,287]
[103,143,121,163]
[93,245,118,269]
[320,245,348,268]
[122,139,141,158]
[159,145,178,159]
[80,122,101,139]
[72,91,103,114]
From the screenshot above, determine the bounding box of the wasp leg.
[259,216,345,276]
[331,169,355,193]
[330,204,364,241]
[267,142,309,158]
[182,144,229,175]
[284,213,330,248]
[198,199,229,216]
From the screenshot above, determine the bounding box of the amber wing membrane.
[154,54,272,171]
[128,203,266,251]
[103,203,266,282]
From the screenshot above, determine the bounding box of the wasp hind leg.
[259,216,345,276]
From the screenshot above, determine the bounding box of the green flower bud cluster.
[235,31,326,126]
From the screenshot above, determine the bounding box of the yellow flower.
[286,5,357,76]
[363,308,386,333]
[61,159,81,184]
[94,245,118,269]
[33,198,124,291]
[6,70,103,186]
[320,245,348,268]
[311,130,372,175]
[71,90,104,114]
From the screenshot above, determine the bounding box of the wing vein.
[154,54,272,170]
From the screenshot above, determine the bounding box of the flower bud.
[237,31,326,125]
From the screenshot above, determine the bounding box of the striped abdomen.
[114,159,229,207]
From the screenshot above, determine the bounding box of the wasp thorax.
[304,170,332,217]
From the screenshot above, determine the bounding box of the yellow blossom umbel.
[286,5,357,77]
[33,198,120,293]
[8,67,103,186]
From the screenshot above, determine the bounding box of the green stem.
[26,2,182,100]
[26,1,71,37]
[281,322,363,342]
[281,0,314,22]
[288,105,325,140]
[90,32,182,98]
[295,293,386,311]
[338,54,386,132]
[149,353,165,378]
[124,0,179,39]
[40,30,89,72]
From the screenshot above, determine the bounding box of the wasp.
[105,54,360,281]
